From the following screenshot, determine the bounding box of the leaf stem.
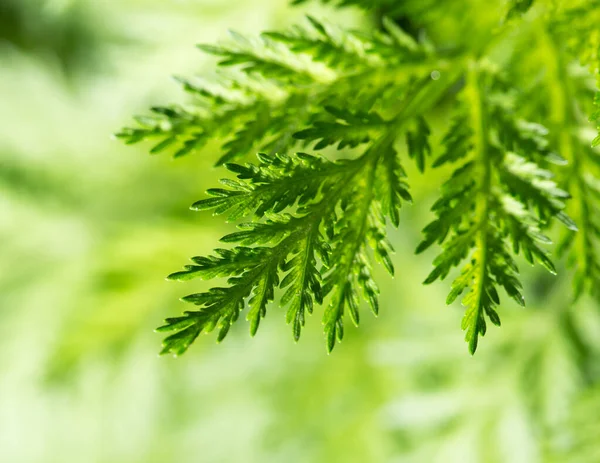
[466,60,491,354]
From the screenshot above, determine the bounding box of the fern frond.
[321,139,397,351]
[155,58,464,354]
[261,16,376,71]
[419,65,573,353]
[161,139,412,354]
[117,17,451,166]
[190,151,345,220]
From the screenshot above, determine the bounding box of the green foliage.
[160,140,411,354]
[536,1,600,299]
[121,1,600,356]
[547,385,600,462]
[0,0,123,75]
[116,15,435,166]
[417,66,575,353]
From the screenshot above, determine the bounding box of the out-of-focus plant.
[0,0,126,76]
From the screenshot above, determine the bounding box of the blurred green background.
[1,1,600,462]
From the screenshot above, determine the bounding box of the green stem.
[466,60,491,355]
